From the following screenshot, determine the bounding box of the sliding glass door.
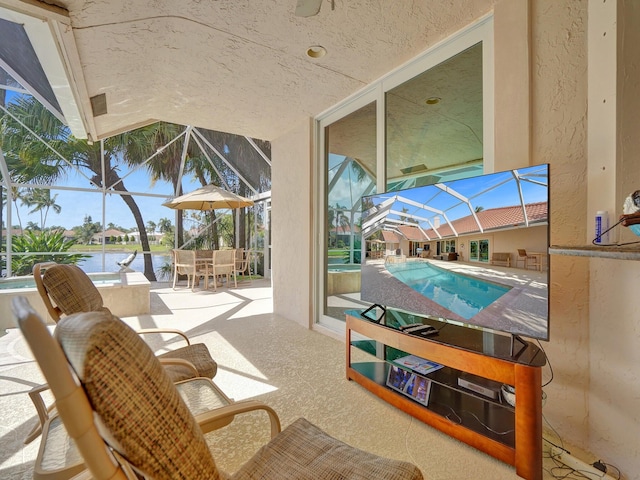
[315,17,494,332]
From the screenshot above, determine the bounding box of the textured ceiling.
[45,0,495,141]
[327,43,484,181]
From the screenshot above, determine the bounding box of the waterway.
[77,252,171,275]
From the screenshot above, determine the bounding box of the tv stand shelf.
[346,313,545,480]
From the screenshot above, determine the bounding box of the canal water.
[78,252,171,275]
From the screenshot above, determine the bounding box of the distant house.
[92,229,127,244]
[62,230,76,242]
[1,228,23,237]
[330,224,361,247]
[127,230,160,244]
[1,228,77,241]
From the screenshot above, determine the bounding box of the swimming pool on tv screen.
[385,262,510,320]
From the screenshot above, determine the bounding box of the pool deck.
[0,278,561,479]
[0,271,150,329]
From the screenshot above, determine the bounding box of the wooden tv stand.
[346,313,545,480]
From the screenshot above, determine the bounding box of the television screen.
[361,164,549,340]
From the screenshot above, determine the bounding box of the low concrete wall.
[0,271,150,329]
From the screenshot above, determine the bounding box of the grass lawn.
[69,244,170,253]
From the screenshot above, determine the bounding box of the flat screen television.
[360,164,549,340]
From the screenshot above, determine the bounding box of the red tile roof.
[397,225,427,241]
[382,230,401,243]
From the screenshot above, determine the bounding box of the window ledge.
[549,245,640,260]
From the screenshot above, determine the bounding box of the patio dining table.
[195,249,237,290]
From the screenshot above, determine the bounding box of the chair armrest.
[136,328,191,345]
[25,383,59,444]
[69,469,93,480]
[158,357,199,376]
[28,383,53,427]
[193,400,281,439]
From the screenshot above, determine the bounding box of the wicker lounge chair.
[12,297,256,480]
[14,298,423,480]
[33,262,217,382]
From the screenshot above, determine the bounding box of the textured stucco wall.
[589,1,640,475]
[272,0,640,474]
[528,0,591,449]
[271,120,313,328]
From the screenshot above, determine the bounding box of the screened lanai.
[0,69,271,280]
[361,164,549,257]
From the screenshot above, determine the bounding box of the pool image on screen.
[385,261,511,320]
[361,165,549,340]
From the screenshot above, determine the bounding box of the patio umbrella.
[163,184,254,210]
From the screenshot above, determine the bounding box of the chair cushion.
[158,342,218,382]
[43,264,108,315]
[231,417,423,480]
[55,311,221,480]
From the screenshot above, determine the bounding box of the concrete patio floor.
[1,278,561,479]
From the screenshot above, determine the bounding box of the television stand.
[510,334,528,358]
[346,312,545,480]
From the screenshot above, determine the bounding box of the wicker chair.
[209,249,237,291]
[33,262,217,382]
[234,248,252,284]
[15,298,423,480]
[12,297,241,480]
[172,249,208,290]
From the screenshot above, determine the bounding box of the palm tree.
[158,217,172,234]
[331,203,350,248]
[0,95,158,280]
[200,131,269,249]
[21,188,62,229]
[117,122,196,250]
[10,186,25,231]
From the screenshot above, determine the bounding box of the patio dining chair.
[12,297,269,480]
[172,249,208,290]
[209,248,237,291]
[516,249,541,270]
[234,248,252,284]
[16,298,423,480]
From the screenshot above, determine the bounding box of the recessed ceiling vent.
[400,164,428,175]
[415,175,441,187]
[90,93,107,116]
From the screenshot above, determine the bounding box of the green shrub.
[8,230,90,276]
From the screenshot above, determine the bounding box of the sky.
[2,87,211,231]
[10,165,190,232]
[1,88,169,231]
